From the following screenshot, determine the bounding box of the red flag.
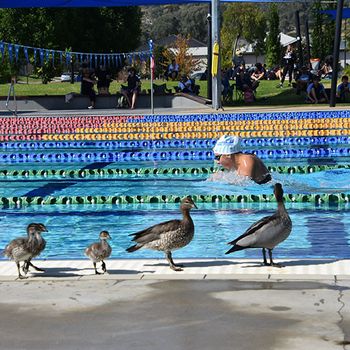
[150,55,155,79]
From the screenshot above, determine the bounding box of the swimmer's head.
[213,135,241,155]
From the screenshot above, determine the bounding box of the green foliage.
[141,5,208,43]
[154,45,167,78]
[265,4,281,68]
[0,8,142,53]
[221,3,266,68]
[310,0,336,60]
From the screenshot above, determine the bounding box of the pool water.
[2,131,350,262]
[1,168,350,198]
[0,202,349,260]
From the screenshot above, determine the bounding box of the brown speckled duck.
[23,223,48,275]
[225,183,292,267]
[3,223,48,279]
[126,196,197,271]
[84,231,112,274]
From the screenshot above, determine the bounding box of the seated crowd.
[77,55,348,109]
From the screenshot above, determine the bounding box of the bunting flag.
[14,45,20,62]
[39,49,44,66]
[0,40,151,69]
[66,52,71,66]
[24,47,29,63]
[8,44,13,63]
[0,42,4,62]
[45,49,50,63]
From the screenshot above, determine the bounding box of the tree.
[162,35,200,76]
[310,0,336,61]
[265,4,281,68]
[221,3,266,68]
[0,8,142,53]
[140,4,208,43]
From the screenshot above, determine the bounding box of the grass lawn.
[0,76,335,107]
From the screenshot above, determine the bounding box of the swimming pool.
[0,202,349,260]
[1,110,350,261]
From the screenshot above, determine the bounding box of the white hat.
[213,135,241,155]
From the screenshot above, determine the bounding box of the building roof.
[138,35,206,51]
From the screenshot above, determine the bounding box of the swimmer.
[211,135,272,185]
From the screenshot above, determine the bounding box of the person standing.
[81,63,96,109]
[279,45,296,88]
[120,67,141,109]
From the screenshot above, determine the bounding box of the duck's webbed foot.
[267,249,284,268]
[166,252,183,271]
[93,262,102,275]
[17,262,28,279]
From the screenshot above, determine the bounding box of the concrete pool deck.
[0,258,349,281]
[1,259,350,349]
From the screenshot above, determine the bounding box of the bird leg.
[262,248,269,266]
[166,251,183,271]
[101,261,107,273]
[268,249,283,268]
[16,262,27,279]
[26,260,45,272]
[93,262,102,275]
[22,261,29,274]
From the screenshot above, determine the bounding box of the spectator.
[306,76,329,104]
[320,55,333,79]
[165,59,179,81]
[221,69,234,103]
[176,74,200,95]
[294,66,313,95]
[210,135,272,185]
[279,44,296,88]
[120,67,141,109]
[177,74,190,92]
[266,66,282,80]
[251,63,266,81]
[337,75,350,101]
[80,63,96,109]
[96,65,112,95]
[235,64,259,102]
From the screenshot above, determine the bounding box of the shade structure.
[0,0,297,8]
[322,8,350,20]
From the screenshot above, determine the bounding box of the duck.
[84,231,112,274]
[3,223,48,279]
[126,196,197,271]
[22,223,48,275]
[225,183,292,267]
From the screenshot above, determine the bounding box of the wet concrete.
[0,279,350,349]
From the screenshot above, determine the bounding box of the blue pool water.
[1,168,350,198]
[0,202,349,260]
[2,135,350,261]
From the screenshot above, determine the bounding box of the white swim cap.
[213,135,241,155]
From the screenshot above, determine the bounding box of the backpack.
[244,89,254,103]
[117,95,128,109]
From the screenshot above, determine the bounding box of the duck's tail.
[225,244,245,255]
[126,244,142,253]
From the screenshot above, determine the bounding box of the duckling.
[126,196,197,271]
[3,223,48,279]
[226,183,292,267]
[23,223,48,274]
[84,231,112,274]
